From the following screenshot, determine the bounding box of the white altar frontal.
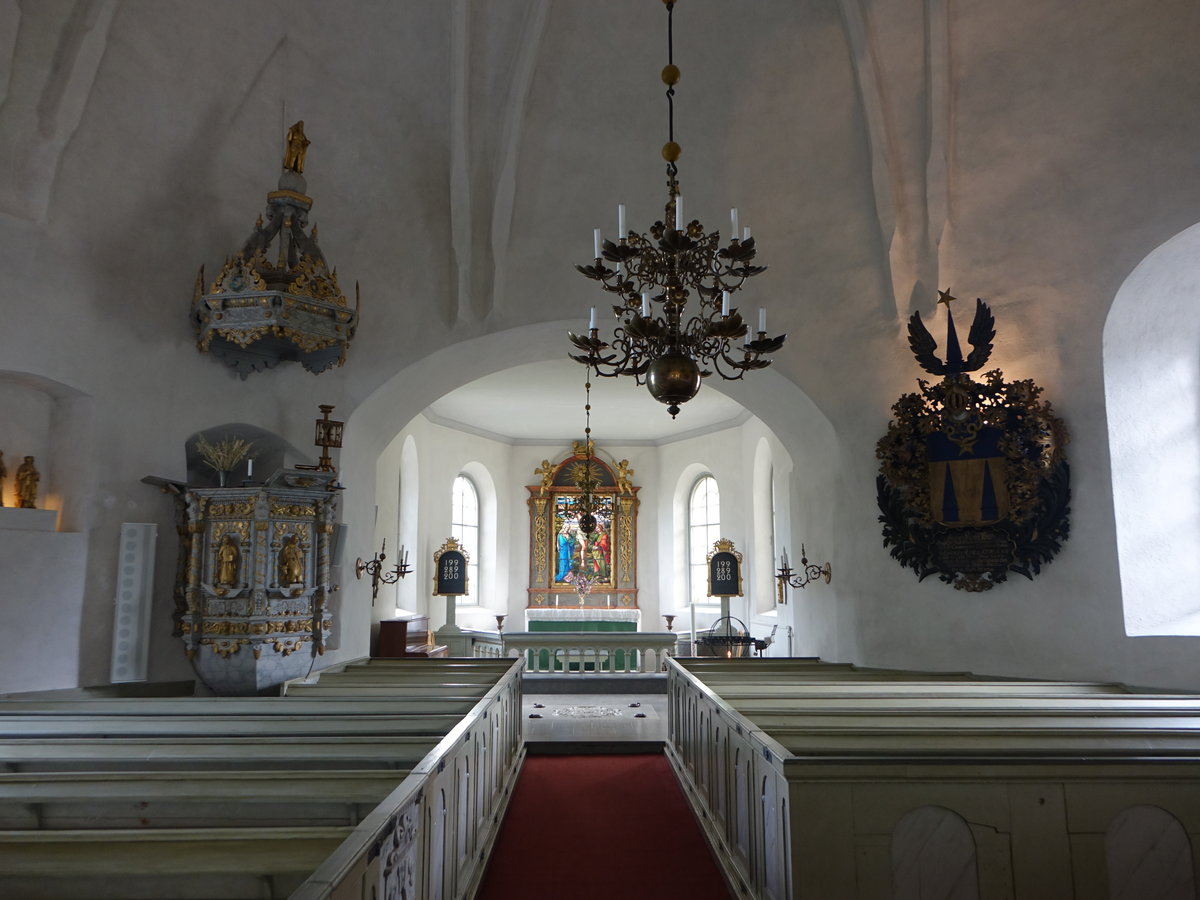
[525,606,641,632]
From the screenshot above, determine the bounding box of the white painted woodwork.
[667,658,1200,900]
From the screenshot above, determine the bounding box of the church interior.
[3,1,1200,897]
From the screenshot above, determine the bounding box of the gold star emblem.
[937,289,957,308]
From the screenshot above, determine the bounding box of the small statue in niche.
[278,535,305,586]
[0,451,6,507]
[215,534,240,586]
[617,459,635,496]
[283,121,310,173]
[15,456,38,508]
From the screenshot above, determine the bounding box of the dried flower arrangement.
[194,433,255,473]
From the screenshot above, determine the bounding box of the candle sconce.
[775,544,832,604]
[355,539,411,602]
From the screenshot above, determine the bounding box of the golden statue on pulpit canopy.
[283,121,310,173]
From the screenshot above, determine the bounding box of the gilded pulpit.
[174,468,339,694]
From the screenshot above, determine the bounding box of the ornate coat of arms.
[875,292,1070,591]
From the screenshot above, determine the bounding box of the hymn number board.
[433,537,469,597]
[707,539,744,598]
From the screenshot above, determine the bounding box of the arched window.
[1105,222,1200,634]
[451,475,480,606]
[689,475,721,607]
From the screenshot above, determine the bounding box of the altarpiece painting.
[526,443,639,609]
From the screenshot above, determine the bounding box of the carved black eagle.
[907,292,995,376]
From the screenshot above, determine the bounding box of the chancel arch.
[339,320,836,660]
[1104,222,1200,636]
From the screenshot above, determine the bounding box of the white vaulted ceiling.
[425,358,749,444]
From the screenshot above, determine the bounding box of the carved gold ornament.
[876,294,1071,591]
[192,125,359,376]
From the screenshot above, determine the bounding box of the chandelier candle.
[568,0,786,418]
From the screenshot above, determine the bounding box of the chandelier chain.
[666,1,676,178]
[569,0,786,418]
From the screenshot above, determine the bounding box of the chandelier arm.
[711,349,757,380]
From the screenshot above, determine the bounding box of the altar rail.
[502,631,676,674]
[463,628,505,658]
[666,658,1200,900]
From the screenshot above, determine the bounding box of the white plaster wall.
[0,530,86,693]
[2,0,1200,693]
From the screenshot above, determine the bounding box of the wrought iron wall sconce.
[775,545,832,604]
[355,539,410,602]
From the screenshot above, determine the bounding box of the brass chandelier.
[569,0,785,418]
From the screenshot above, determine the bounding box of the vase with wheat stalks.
[195,433,255,487]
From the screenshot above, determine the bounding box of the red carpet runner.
[477,753,732,899]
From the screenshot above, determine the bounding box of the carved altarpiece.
[172,468,339,694]
[527,446,639,608]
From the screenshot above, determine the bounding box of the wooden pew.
[0,656,526,900]
[666,658,1200,900]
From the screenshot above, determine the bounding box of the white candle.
[589,307,597,330]
[758,308,766,334]
[246,458,253,478]
[641,291,651,317]
[593,228,601,258]
[675,194,683,231]
[730,207,739,241]
[743,226,751,242]
[721,291,730,317]
[618,204,626,238]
